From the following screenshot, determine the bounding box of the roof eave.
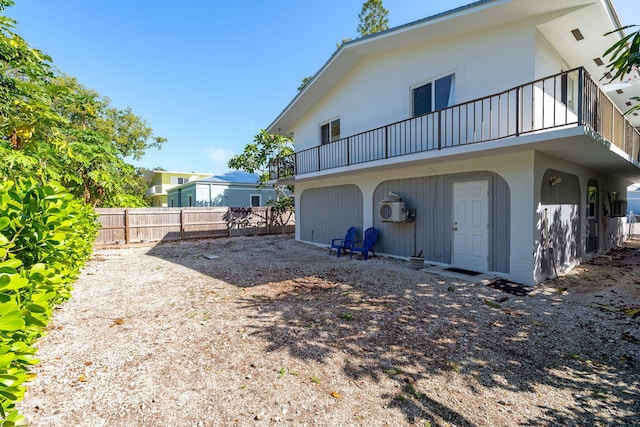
[266,0,503,135]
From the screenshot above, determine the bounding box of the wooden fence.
[94,207,295,246]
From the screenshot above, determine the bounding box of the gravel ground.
[17,235,640,426]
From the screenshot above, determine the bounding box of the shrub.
[0,177,98,425]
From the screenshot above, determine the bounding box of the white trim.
[320,117,341,145]
[410,72,456,116]
[250,194,262,207]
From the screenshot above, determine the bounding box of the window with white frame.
[251,194,261,207]
[320,118,341,145]
[170,176,190,185]
[412,73,455,116]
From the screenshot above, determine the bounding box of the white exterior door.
[452,180,489,271]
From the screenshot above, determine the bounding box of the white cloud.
[206,147,235,174]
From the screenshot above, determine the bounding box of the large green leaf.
[0,310,25,331]
[0,259,21,270]
[0,275,28,292]
[0,353,15,368]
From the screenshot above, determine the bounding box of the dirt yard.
[18,235,640,426]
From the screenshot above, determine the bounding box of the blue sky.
[7,0,639,174]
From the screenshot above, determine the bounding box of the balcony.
[269,68,640,180]
[145,184,171,197]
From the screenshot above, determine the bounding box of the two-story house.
[144,170,211,207]
[267,0,640,285]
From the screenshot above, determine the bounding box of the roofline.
[171,181,263,188]
[603,0,623,31]
[345,0,497,45]
[148,170,211,175]
[266,0,501,134]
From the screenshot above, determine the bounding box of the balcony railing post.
[577,67,584,126]
[515,87,520,137]
[437,110,442,150]
[385,125,389,158]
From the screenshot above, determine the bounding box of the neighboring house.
[627,185,640,216]
[166,170,279,207]
[267,0,640,285]
[144,170,211,207]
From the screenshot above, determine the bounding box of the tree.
[357,0,389,37]
[604,24,639,114]
[335,0,388,49]
[46,75,164,206]
[298,76,313,92]
[0,1,165,207]
[228,129,294,210]
[0,0,62,152]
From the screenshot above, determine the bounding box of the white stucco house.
[267,0,640,285]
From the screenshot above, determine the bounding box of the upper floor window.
[170,176,190,185]
[413,74,455,116]
[321,118,340,145]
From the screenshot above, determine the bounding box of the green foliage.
[0,2,154,423]
[297,76,313,92]
[0,4,165,208]
[41,75,165,207]
[0,177,98,424]
[228,129,293,185]
[228,129,294,212]
[357,0,389,37]
[604,25,640,114]
[336,1,388,51]
[0,2,61,155]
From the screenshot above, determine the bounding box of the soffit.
[537,1,640,127]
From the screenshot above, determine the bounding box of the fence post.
[124,209,130,244]
[180,209,185,240]
[266,207,270,235]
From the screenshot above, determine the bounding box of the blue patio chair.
[329,226,358,257]
[350,227,379,260]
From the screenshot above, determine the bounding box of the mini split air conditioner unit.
[378,192,409,222]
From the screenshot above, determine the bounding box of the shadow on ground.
[145,236,640,426]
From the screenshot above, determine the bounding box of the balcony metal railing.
[269,68,640,180]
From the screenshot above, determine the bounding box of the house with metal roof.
[166,170,280,207]
[267,0,640,285]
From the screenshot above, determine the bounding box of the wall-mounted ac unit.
[611,199,627,217]
[378,201,408,222]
